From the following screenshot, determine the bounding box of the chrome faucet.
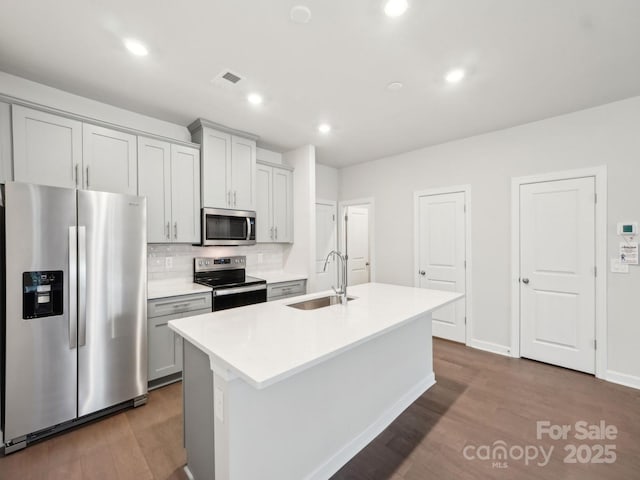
[322,250,348,305]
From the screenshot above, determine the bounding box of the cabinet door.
[171,144,201,243]
[138,137,172,243]
[272,168,293,243]
[230,135,256,210]
[82,124,137,194]
[12,105,82,188]
[255,164,273,242]
[148,312,183,381]
[0,102,11,183]
[201,129,231,208]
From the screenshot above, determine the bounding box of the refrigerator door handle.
[69,226,78,349]
[78,225,87,347]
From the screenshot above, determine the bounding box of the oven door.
[202,208,256,246]
[213,284,267,311]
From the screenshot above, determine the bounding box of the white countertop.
[147,279,212,300]
[247,271,308,284]
[169,283,462,389]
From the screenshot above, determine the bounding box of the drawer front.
[267,280,306,301]
[148,292,212,318]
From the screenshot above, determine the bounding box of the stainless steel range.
[194,256,266,311]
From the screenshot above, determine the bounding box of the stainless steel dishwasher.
[147,292,212,389]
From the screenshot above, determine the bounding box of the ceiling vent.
[212,69,244,87]
[222,71,242,84]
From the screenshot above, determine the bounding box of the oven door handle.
[214,284,266,297]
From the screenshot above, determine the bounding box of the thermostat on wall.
[617,222,637,236]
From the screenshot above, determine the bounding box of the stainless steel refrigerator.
[1,182,147,452]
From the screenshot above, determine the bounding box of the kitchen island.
[169,283,462,480]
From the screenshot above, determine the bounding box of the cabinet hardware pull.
[234,191,237,206]
[86,166,90,188]
[227,191,231,206]
[270,227,274,240]
[74,164,79,187]
[275,226,278,240]
[166,222,170,240]
[174,222,178,240]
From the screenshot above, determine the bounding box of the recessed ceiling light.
[318,123,331,134]
[386,82,404,91]
[247,93,263,105]
[124,39,148,56]
[384,0,409,17]
[290,5,312,24]
[445,68,466,84]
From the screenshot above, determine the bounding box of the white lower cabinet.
[267,279,307,301]
[256,161,293,243]
[147,292,212,388]
[138,137,200,243]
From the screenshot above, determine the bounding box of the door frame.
[510,166,607,378]
[338,198,376,283]
[413,185,472,345]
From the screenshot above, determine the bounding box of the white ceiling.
[1,0,639,167]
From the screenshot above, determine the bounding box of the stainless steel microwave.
[201,207,256,246]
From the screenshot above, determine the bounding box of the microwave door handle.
[246,217,251,241]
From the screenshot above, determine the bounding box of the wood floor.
[1,339,639,479]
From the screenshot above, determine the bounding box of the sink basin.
[287,295,356,310]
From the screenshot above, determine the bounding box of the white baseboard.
[306,373,436,480]
[467,338,512,357]
[605,370,640,390]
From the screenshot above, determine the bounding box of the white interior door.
[346,206,370,286]
[315,202,337,292]
[418,192,466,343]
[520,177,596,373]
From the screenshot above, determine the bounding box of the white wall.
[316,163,339,201]
[339,96,640,385]
[0,71,190,142]
[257,147,283,165]
[283,145,317,290]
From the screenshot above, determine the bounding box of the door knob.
[522,278,530,284]
[419,270,426,276]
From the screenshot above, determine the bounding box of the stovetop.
[193,256,265,290]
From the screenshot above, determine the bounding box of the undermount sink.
[287,295,356,310]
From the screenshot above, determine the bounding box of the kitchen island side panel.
[183,313,434,480]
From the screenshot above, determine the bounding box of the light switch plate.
[611,258,629,273]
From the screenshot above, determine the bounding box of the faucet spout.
[322,250,348,304]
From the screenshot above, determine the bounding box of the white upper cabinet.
[82,124,137,195]
[13,105,136,195]
[138,137,200,244]
[272,167,292,243]
[256,161,293,243]
[200,128,231,208]
[12,105,82,189]
[138,137,172,243]
[255,163,273,242]
[0,102,12,183]
[170,144,200,243]
[230,135,256,210]
[189,120,257,211]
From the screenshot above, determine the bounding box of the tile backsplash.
[148,243,287,281]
